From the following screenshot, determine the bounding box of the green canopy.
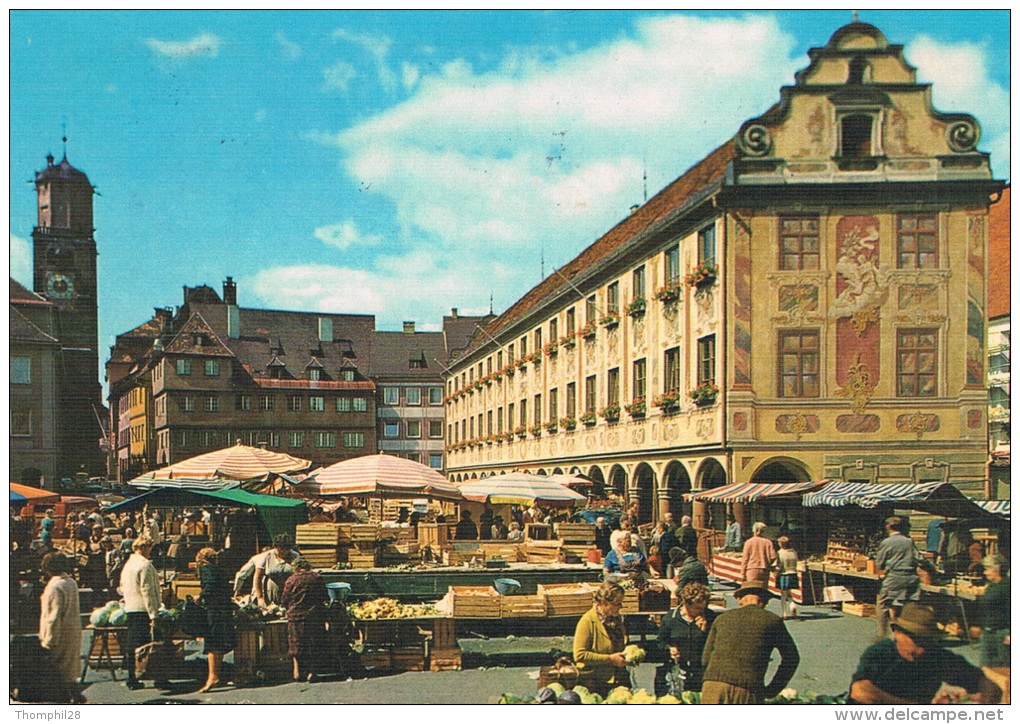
[105,487,307,541]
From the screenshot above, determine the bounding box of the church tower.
[32,152,104,479]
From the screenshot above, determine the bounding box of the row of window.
[172,394,371,413]
[381,386,444,406]
[167,429,367,449]
[382,419,444,439]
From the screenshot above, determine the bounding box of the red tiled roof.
[474,139,736,350]
[252,378,376,390]
[988,185,1010,320]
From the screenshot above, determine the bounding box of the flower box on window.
[580,411,598,426]
[543,341,559,358]
[625,297,647,317]
[688,382,719,406]
[560,334,577,350]
[516,359,528,373]
[504,364,516,378]
[580,322,598,341]
[527,351,543,366]
[600,312,620,328]
[501,431,515,444]
[514,426,528,439]
[544,421,558,434]
[624,397,646,417]
[652,391,681,413]
[685,263,718,289]
[654,283,683,305]
[599,405,621,422]
[529,425,543,438]
[560,416,577,431]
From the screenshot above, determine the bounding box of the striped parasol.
[131,442,311,487]
[295,452,463,502]
[457,473,587,508]
[685,479,829,503]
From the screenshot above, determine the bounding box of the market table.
[80,625,127,682]
[711,552,811,604]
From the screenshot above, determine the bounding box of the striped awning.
[295,452,463,502]
[973,499,1010,519]
[802,481,996,518]
[457,473,587,508]
[685,479,829,504]
[129,475,242,491]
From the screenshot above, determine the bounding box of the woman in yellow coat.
[573,581,629,696]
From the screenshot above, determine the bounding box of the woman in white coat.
[39,552,84,703]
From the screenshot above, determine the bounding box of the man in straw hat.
[700,579,799,704]
[848,602,1001,704]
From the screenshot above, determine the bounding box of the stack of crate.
[427,618,461,672]
[295,523,343,569]
[348,524,381,569]
[554,522,596,562]
[522,540,562,563]
[538,582,598,617]
[447,585,501,618]
[378,526,419,566]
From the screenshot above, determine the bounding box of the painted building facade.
[444,22,1003,527]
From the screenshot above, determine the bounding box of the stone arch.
[471,472,479,479]
[20,467,42,487]
[552,467,564,475]
[536,468,548,476]
[694,458,728,532]
[661,460,692,521]
[608,464,628,498]
[631,463,656,524]
[749,457,812,484]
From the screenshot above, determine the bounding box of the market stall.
[128,442,311,489]
[686,480,829,604]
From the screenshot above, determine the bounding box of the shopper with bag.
[195,547,235,692]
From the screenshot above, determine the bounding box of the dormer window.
[308,369,321,381]
[840,114,873,158]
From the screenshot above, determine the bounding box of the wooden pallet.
[449,586,501,618]
[842,601,877,618]
[295,523,344,546]
[554,522,596,544]
[538,582,597,617]
[348,551,380,569]
[499,593,548,618]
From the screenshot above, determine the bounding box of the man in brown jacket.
[700,580,800,704]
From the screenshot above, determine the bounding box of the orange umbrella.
[10,482,61,505]
[131,442,311,488]
[296,452,462,502]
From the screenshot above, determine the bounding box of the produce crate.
[350,524,380,549]
[449,585,501,618]
[538,665,580,690]
[558,544,590,563]
[445,548,486,566]
[337,524,354,545]
[233,627,260,685]
[554,522,596,544]
[429,646,462,672]
[499,593,547,618]
[391,645,426,672]
[171,579,202,604]
[358,648,393,671]
[477,542,524,561]
[298,547,339,569]
[621,589,641,614]
[842,601,877,618]
[349,550,381,569]
[524,523,552,541]
[639,587,671,612]
[538,582,597,617]
[295,523,344,547]
[358,619,397,645]
[522,541,562,563]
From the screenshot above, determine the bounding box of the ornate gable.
[163,312,235,357]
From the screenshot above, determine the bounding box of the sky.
[8,10,1011,382]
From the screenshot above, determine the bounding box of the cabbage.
[108,608,128,626]
[89,607,110,626]
[628,688,656,704]
[103,600,119,611]
[557,691,581,705]
[657,694,681,704]
[681,691,701,705]
[623,644,646,666]
[605,686,632,704]
[572,685,590,697]
[546,682,566,696]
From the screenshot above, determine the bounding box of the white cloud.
[10,233,31,286]
[275,31,301,60]
[401,62,420,91]
[333,27,397,92]
[254,108,268,123]
[908,36,1010,180]
[323,61,357,91]
[146,32,221,59]
[313,220,381,250]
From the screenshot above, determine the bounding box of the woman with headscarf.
[195,547,236,692]
[573,581,630,696]
[280,558,328,683]
[38,552,83,703]
[603,530,648,583]
[252,533,301,607]
[740,521,777,584]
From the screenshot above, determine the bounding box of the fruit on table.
[656,694,681,704]
[628,689,656,704]
[623,644,646,666]
[605,686,633,704]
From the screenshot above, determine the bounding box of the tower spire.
[61,118,68,160]
[852,10,859,23]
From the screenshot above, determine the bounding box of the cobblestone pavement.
[29,596,982,706]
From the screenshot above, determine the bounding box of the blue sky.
[9,10,1011,374]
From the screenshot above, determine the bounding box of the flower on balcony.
[684,263,718,289]
[560,416,577,431]
[580,321,598,340]
[688,382,719,406]
[514,425,528,439]
[580,411,598,426]
[560,334,577,349]
[543,340,559,358]
[625,297,647,317]
[502,431,515,443]
[504,364,516,378]
[624,397,646,417]
[473,380,483,391]
[599,404,621,421]
[544,420,558,434]
[492,369,503,382]
[515,357,529,372]
[600,312,620,327]
[654,283,683,305]
[529,424,543,437]
[652,390,681,412]
[485,434,496,446]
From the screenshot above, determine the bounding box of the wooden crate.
[358,619,397,645]
[391,645,426,672]
[538,665,580,690]
[445,548,486,566]
[522,541,562,564]
[233,627,260,685]
[298,547,339,569]
[430,617,457,650]
[449,586,501,618]
[477,542,523,561]
[337,524,354,545]
[172,579,202,603]
[429,646,462,672]
[359,648,393,670]
[621,589,641,614]
[524,523,552,541]
[350,524,380,549]
[418,522,449,550]
[295,523,344,546]
[555,522,596,544]
[499,593,548,618]
[558,544,590,563]
[87,627,125,669]
[538,582,597,617]
[349,550,380,569]
[843,601,877,618]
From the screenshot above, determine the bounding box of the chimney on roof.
[223,277,237,306]
[451,308,459,319]
[629,204,640,215]
[318,317,333,343]
[403,321,415,334]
